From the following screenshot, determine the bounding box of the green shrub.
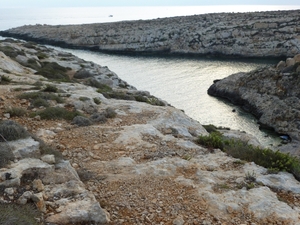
[90,112,107,123]
[79,96,90,102]
[18,91,64,104]
[96,84,113,93]
[72,116,93,127]
[0,120,29,142]
[144,97,166,106]
[0,46,25,58]
[77,168,96,182]
[224,140,295,172]
[42,84,58,93]
[197,132,224,150]
[37,107,82,121]
[134,95,148,103]
[203,124,219,133]
[74,69,93,79]
[2,69,11,74]
[0,143,15,168]
[4,107,27,117]
[37,52,48,60]
[31,98,50,108]
[196,132,300,181]
[35,61,70,80]
[0,203,42,225]
[104,107,117,118]
[245,171,256,182]
[1,75,12,84]
[29,81,43,90]
[93,98,101,105]
[103,91,135,101]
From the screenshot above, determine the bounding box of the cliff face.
[1,39,300,224]
[208,54,300,155]
[1,10,300,58]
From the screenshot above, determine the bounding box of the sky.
[1,0,300,7]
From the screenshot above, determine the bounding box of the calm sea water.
[1,6,300,147]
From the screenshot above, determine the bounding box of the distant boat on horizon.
[109,15,113,17]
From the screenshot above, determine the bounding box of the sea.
[1,5,300,147]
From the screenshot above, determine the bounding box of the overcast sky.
[1,0,300,7]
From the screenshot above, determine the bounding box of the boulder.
[294,54,300,63]
[286,57,295,67]
[276,60,286,70]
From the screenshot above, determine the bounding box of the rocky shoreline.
[1,39,300,224]
[208,54,300,156]
[1,9,300,58]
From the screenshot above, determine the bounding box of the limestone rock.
[286,57,295,67]
[1,39,300,224]
[173,215,185,225]
[41,154,56,164]
[10,137,40,159]
[294,54,300,63]
[208,58,300,155]
[257,172,300,193]
[276,60,286,70]
[0,51,28,74]
[36,129,56,139]
[1,10,300,58]
[32,179,45,192]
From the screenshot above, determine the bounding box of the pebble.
[33,179,45,192]
[41,154,56,164]
[173,215,185,225]
[72,163,79,168]
[4,188,14,195]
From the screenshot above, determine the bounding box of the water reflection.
[51,47,281,147]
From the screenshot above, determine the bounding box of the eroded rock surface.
[1,10,300,57]
[1,39,300,224]
[208,54,300,156]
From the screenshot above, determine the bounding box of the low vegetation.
[42,84,58,93]
[1,75,12,84]
[35,61,71,81]
[0,120,30,142]
[0,203,42,225]
[18,91,64,104]
[197,131,300,181]
[0,143,15,168]
[0,45,25,58]
[72,116,93,127]
[93,97,101,105]
[4,107,27,117]
[36,107,83,121]
[31,98,50,107]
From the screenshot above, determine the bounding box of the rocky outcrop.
[208,54,300,155]
[1,10,300,58]
[1,39,300,224]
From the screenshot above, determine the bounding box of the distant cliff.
[1,10,300,58]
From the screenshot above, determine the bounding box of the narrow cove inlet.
[55,47,281,147]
